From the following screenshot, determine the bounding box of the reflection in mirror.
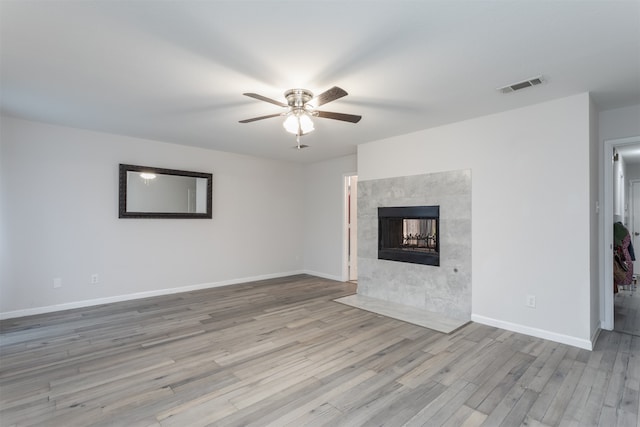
[126,172,208,213]
[119,164,212,218]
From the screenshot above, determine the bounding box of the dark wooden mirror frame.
[119,164,213,219]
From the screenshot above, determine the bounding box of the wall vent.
[497,75,544,94]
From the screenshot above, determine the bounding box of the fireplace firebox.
[378,206,439,266]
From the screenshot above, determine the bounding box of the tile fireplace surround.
[357,169,471,322]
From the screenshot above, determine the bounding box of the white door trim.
[629,179,640,273]
[342,173,357,282]
[602,136,640,330]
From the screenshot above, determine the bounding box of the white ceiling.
[1,1,639,163]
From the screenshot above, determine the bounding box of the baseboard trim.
[471,314,594,350]
[0,270,308,320]
[301,270,343,282]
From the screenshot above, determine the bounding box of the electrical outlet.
[90,274,99,284]
[526,294,536,308]
[53,278,62,289]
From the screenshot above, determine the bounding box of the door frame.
[602,136,640,330]
[342,173,357,282]
[630,179,640,273]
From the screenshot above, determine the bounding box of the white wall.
[303,155,357,281]
[0,116,305,317]
[626,163,640,181]
[599,104,640,143]
[358,93,594,348]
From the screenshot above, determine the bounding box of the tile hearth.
[334,294,469,334]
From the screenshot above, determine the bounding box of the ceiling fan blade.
[314,86,348,106]
[239,113,283,123]
[315,110,362,123]
[242,93,287,108]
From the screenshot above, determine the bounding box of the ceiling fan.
[239,86,362,149]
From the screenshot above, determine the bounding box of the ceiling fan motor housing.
[285,89,314,108]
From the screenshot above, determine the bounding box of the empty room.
[1,1,640,426]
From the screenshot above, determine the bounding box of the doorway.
[631,179,640,274]
[615,178,640,336]
[603,136,640,335]
[344,175,358,282]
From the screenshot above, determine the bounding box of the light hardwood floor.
[1,275,638,426]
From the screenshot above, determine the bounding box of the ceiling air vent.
[497,75,545,94]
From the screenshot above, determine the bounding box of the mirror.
[119,164,212,218]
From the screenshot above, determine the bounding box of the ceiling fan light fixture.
[283,112,314,135]
[299,114,314,133]
[240,86,361,148]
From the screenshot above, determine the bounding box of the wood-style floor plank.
[1,274,639,426]
[615,287,640,337]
